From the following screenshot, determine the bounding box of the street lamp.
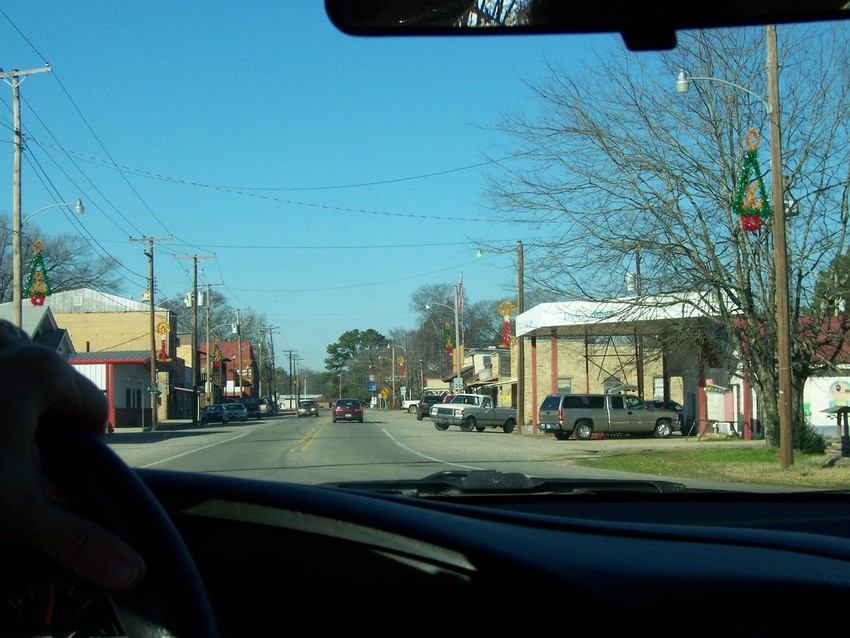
[676,69,771,113]
[13,198,84,327]
[676,25,792,468]
[425,283,462,393]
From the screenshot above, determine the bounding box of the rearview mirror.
[325,0,850,51]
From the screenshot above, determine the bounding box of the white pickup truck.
[431,394,517,433]
[401,399,419,413]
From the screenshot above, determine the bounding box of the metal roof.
[515,292,723,339]
[69,350,150,364]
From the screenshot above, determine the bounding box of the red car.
[332,398,363,423]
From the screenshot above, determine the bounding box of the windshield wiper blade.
[323,470,686,497]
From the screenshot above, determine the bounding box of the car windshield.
[7,2,850,497]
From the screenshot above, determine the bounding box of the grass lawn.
[572,443,850,489]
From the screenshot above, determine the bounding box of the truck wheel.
[408,405,418,414]
[553,430,571,440]
[461,417,476,432]
[502,419,515,434]
[574,420,594,440]
[654,420,673,438]
[416,412,423,421]
[434,422,449,431]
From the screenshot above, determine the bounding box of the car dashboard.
[7,468,850,636]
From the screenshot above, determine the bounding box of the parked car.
[241,397,263,420]
[429,393,457,419]
[539,393,680,440]
[416,393,447,421]
[401,398,419,413]
[297,399,320,417]
[431,393,517,433]
[258,398,275,416]
[224,402,248,422]
[332,398,363,423]
[200,403,228,425]
[645,400,686,428]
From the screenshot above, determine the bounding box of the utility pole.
[1,65,52,328]
[175,254,214,424]
[265,326,279,409]
[294,354,303,404]
[130,236,171,431]
[234,309,243,401]
[453,283,462,390]
[766,24,793,469]
[517,241,525,434]
[284,350,297,410]
[258,327,265,399]
[200,281,224,404]
[634,249,645,399]
[259,324,279,400]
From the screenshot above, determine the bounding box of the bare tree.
[0,214,124,300]
[410,283,514,379]
[487,25,850,442]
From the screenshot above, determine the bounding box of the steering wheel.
[37,426,220,638]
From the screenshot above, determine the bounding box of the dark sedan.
[297,400,320,417]
[332,398,363,423]
[200,404,228,425]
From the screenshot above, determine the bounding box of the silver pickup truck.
[539,393,680,440]
[431,394,517,433]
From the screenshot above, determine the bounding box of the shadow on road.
[105,430,224,445]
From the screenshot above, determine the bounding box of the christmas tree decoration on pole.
[444,323,454,355]
[499,300,515,347]
[212,341,223,367]
[731,128,773,232]
[24,240,51,306]
[156,321,172,362]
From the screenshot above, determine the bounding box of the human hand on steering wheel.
[0,321,146,592]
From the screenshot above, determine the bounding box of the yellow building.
[44,288,184,425]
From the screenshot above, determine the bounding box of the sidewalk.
[108,413,293,435]
[108,419,200,435]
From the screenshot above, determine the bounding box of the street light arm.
[22,199,84,224]
[425,288,462,388]
[13,198,84,328]
[676,69,771,114]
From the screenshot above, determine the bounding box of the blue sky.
[0,2,613,370]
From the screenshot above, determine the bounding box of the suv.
[539,393,680,440]
[258,398,275,416]
[415,393,447,421]
[241,397,263,420]
[332,398,363,423]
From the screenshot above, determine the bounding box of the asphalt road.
[105,408,763,486]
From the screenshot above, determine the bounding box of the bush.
[766,417,826,455]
